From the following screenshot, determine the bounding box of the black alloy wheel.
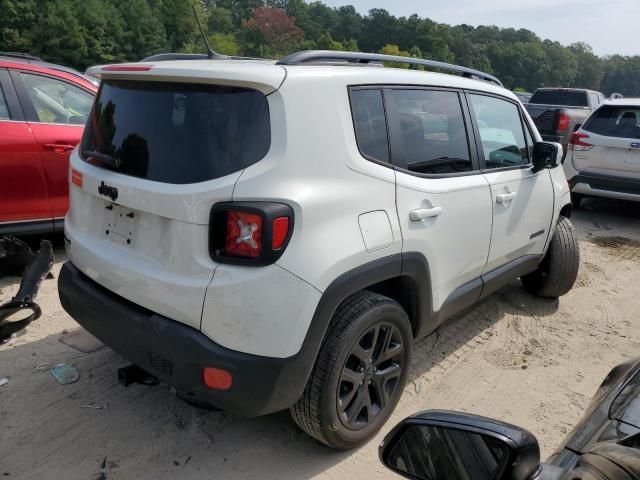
[338,322,405,430]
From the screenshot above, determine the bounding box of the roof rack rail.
[277,50,503,87]
[0,52,43,62]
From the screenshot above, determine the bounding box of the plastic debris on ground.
[0,378,8,387]
[34,362,51,372]
[50,363,80,385]
[59,328,104,353]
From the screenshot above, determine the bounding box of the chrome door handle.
[409,206,443,221]
[496,192,517,203]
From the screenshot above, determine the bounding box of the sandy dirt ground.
[1,198,639,480]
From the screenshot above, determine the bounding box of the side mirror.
[379,410,541,480]
[532,142,561,172]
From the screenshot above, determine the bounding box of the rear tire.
[290,291,412,449]
[522,216,580,298]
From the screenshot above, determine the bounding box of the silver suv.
[566,99,640,205]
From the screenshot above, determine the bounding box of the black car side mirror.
[532,142,561,172]
[379,410,541,480]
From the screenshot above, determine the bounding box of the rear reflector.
[203,367,233,390]
[272,217,290,250]
[71,169,83,188]
[102,64,153,72]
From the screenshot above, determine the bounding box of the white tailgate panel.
[66,153,239,329]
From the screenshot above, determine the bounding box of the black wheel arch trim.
[301,251,544,382]
[296,252,541,408]
[298,253,432,379]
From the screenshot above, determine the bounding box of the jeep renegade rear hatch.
[80,80,270,183]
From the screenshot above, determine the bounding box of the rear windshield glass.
[584,106,640,138]
[81,80,270,184]
[529,90,588,107]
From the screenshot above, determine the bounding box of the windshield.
[80,80,271,184]
[529,90,589,107]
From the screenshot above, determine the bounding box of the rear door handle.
[409,206,443,221]
[44,143,75,154]
[496,192,517,203]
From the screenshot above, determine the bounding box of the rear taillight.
[224,211,263,258]
[210,202,293,265]
[569,132,593,151]
[557,113,570,131]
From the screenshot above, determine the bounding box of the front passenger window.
[469,94,529,169]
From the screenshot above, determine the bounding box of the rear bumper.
[58,261,309,416]
[570,172,640,202]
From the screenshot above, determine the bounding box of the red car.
[0,53,98,235]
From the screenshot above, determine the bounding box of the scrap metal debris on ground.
[0,236,54,342]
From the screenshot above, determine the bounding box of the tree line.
[2,0,640,95]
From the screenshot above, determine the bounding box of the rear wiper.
[82,150,121,168]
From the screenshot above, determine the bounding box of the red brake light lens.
[224,211,263,258]
[272,217,290,250]
[557,113,570,131]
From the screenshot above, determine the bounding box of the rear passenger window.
[0,85,9,120]
[351,89,389,163]
[387,89,472,174]
[469,94,529,169]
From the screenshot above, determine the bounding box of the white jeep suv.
[58,50,580,449]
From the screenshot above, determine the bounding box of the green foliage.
[210,32,240,55]
[1,0,639,94]
[316,32,342,50]
[380,44,410,69]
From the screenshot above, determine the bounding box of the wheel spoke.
[351,344,370,364]
[338,382,359,411]
[352,325,379,363]
[371,363,401,408]
[345,387,368,425]
[378,362,402,383]
[340,367,361,386]
[376,341,404,365]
